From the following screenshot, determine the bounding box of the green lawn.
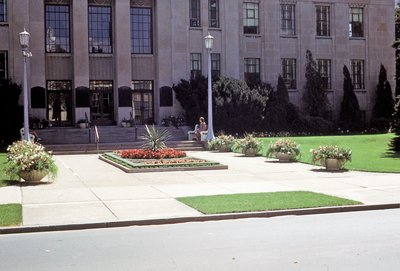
[260,133,400,173]
[0,153,19,187]
[178,191,361,214]
[0,204,22,227]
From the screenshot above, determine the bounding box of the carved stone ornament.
[44,0,70,4]
[131,0,153,7]
[88,0,112,5]
[280,0,297,4]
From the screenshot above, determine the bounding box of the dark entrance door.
[47,81,72,127]
[89,81,114,125]
[132,81,153,124]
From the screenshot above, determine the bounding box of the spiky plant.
[142,125,170,151]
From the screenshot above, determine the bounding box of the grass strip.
[0,204,22,227]
[0,153,19,187]
[178,191,362,215]
[260,134,400,173]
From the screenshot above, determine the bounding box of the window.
[209,0,219,28]
[211,53,220,78]
[244,58,260,83]
[190,0,201,27]
[281,4,295,35]
[88,6,112,54]
[190,53,202,80]
[0,51,7,79]
[281,58,296,89]
[351,60,365,89]
[131,7,152,54]
[45,5,71,53]
[349,7,363,38]
[47,81,72,126]
[316,6,330,36]
[317,59,331,89]
[0,0,6,22]
[243,3,259,34]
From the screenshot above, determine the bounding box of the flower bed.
[100,151,228,173]
[116,148,186,159]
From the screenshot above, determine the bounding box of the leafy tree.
[302,50,330,118]
[339,65,362,131]
[394,4,400,97]
[213,77,270,134]
[0,79,23,148]
[372,64,395,130]
[391,96,400,151]
[173,76,208,127]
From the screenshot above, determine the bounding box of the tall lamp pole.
[204,32,215,141]
[19,28,32,141]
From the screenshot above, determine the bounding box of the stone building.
[0,0,395,127]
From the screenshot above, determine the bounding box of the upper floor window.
[351,60,365,89]
[316,6,330,36]
[317,59,332,89]
[131,7,152,54]
[190,53,202,80]
[243,3,259,35]
[349,7,363,38]
[45,5,71,53]
[0,0,6,22]
[88,6,112,54]
[281,4,295,35]
[209,0,219,28]
[281,58,296,89]
[244,58,260,83]
[211,53,220,78]
[190,0,201,27]
[0,51,7,79]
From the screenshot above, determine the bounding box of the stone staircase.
[34,125,204,155]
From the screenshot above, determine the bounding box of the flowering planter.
[243,148,257,157]
[218,144,231,152]
[18,170,48,182]
[275,152,296,162]
[324,158,343,171]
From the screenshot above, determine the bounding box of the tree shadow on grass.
[0,179,21,187]
[381,150,400,159]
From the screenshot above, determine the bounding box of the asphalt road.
[1,209,400,271]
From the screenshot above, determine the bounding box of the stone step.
[34,125,190,145]
[44,140,205,155]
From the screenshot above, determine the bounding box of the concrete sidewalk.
[1,151,400,228]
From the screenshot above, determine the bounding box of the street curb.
[1,203,399,235]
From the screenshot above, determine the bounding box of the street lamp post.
[19,28,32,141]
[204,32,215,141]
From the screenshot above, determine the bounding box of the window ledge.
[244,34,261,38]
[280,34,298,39]
[0,22,9,26]
[131,54,153,57]
[349,37,366,41]
[46,53,71,57]
[89,54,113,57]
[354,89,367,93]
[189,27,202,31]
[316,36,332,39]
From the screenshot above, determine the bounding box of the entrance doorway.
[47,81,72,127]
[89,81,114,125]
[132,81,153,124]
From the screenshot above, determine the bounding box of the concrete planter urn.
[324,158,343,171]
[243,148,257,157]
[121,121,131,128]
[79,123,88,129]
[18,170,48,183]
[218,144,231,152]
[275,152,296,162]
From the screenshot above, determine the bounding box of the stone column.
[72,0,90,122]
[114,0,132,124]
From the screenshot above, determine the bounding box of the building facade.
[0,0,395,127]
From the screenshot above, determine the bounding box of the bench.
[188,125,208,141]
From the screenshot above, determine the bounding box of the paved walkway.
[1,151,400,227]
